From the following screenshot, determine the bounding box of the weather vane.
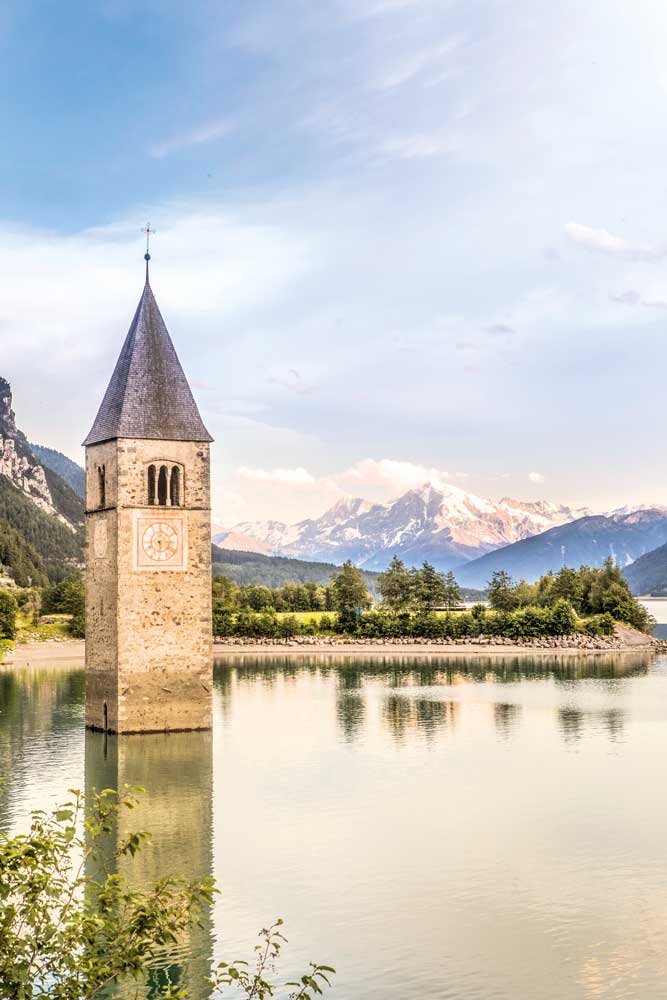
[142,222,155,281]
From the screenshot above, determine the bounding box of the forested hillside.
[0,477,83,581]
[40,465,84,525]
[212,544,380,591]
[623,543,667,596]
[0,517,48,587]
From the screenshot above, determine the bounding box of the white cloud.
[338,458,467,496]
[528,472,545,484]
[237,466,316,486]
[565,223,666,261]
[223,457,474,524]
[150,117,234,159]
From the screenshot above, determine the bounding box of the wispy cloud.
[150,117,234,159]
[565,223,667,261]
[484,323,515,336]
[528,472,545,484]
[609,289,667,309]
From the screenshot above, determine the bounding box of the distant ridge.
[623,542,667,596]
[211,544,381,592]
[30,443,85,499]
[457,509,667,588]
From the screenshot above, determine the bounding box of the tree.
[411,562,447,610]
[211,574,239,609]
[551,567,582,610]
[330,561,371,632]
[0,588,17,640]
[0,789,335,999]
[42,572,85,637]
[442,570,462,610]
[550,597,576,635]
[239,585,274,611]
[377,555,413,611]
[487,570,519,611]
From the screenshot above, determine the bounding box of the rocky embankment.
[214,625,666,653]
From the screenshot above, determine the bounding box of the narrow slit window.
[147,464,156,505]
[157,465,168,506]
[98,466,106,509]
[170,466,181,507]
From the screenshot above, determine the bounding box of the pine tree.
[442,570,462,609]
[487,569,519,611]
[330,561,371,612]
[412,561,447,610]
[377,555,412,611]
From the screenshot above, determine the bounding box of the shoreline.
[212,640,661,657]
[1,631,662,668]
[1,639,85,668]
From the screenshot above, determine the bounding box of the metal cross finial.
[141,223,155,282]
[142,222,155,257]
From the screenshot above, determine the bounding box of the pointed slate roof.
[83,280,213,446]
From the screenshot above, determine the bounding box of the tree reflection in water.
[493,702,522,739]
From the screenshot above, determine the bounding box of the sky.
[3,0,667,525]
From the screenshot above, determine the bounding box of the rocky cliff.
[0,378,79,529]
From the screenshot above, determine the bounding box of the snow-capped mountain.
[213,483,590,571]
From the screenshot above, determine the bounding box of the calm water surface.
[2,653,667,999]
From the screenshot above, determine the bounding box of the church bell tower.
[83,245,213,733]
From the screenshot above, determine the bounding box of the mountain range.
[214,484,591,571]
[215,485,667,593]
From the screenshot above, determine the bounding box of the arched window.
[170,466,181,507]
[98,465,106,509]
[157,465,168,506]
[147,464,156,505]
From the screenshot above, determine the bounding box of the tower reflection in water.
[85,730,214,999]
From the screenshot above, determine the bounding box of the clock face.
[93,520,108,558]
[141,521,179,562]
[134,513,187,571]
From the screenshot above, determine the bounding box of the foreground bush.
[0,789,335,999]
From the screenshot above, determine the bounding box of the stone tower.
[83,269,213,733]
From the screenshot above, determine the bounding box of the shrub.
[582,612,616,637]
[335,608,359,634]
[212,603,235,637]
[549,598,577,635]
[276,614,299,638]
[0,789,335,999]
[318,614,335,633]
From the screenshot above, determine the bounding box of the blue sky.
[4,0,667,523]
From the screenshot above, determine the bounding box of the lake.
[3,652,667,999]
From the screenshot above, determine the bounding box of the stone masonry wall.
[85,438,212,733]
[85,441,119,730]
